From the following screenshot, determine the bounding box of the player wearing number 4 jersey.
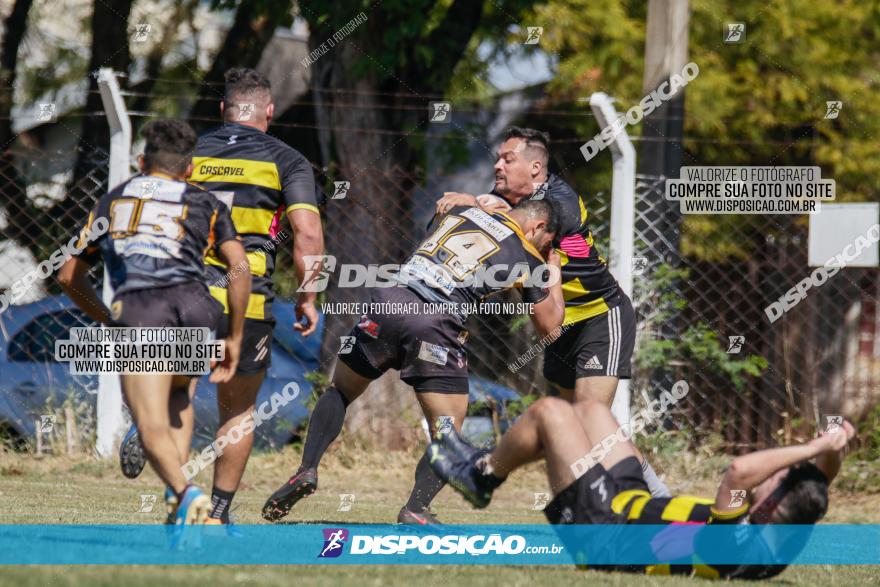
[58,119,250,533]
[263,200,565,525]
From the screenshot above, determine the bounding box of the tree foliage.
[636,264,768,392]
[526,0,880,260]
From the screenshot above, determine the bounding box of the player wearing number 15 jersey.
[105,70,324,528]
[72,171,238,304]
[263,199,566,525]
[58,119,250,533]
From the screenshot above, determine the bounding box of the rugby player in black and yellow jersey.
[262,200,565,525]
[191,68,325,524]
[58,119,250,527]
[430,397,855,580]
[437,128,628,400]
[118,69,325,525]
[437,127,668,497]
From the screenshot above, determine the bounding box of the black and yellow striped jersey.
[73,174,237,297]
[611,491,786,580]
[493,174,620,325]
[402,206,551,319]
[191,123,318,322]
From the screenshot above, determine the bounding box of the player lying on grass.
[262,199,565,525]
[58,119,250,528]
[429,396,855,579]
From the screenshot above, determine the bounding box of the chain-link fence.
[0,145,107,308]
[632,174,880,449]
[294,163,880,450]
[0,147,109,445]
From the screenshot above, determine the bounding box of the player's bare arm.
[288,207,324,337]
[210,239,250,383]
[713,420,856,514]
[476,194,512,214]
[815,420,855,482]
[436,192,511,215]
[57,255,112,324]
[529,248,564,339]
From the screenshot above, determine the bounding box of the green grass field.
[1,442,878,586]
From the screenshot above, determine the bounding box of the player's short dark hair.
[140,119,197,175]
[224,67,272,106]
[770,463,829,524]
[504,126,550,167]
[512,198,561,236]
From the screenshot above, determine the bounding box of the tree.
[0,0,34,249]
[297,0,538,439]
[0,0,33,147]
[128,0,200,121]
[529,0,880,257]
[300,0,535,320]
[527,0,880,445]
[188,0,294,126]
[66,0,134,212]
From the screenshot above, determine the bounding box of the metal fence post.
[589,92,636,427]
[94,68,131,458]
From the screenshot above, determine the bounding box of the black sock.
[300,386,349,472]
[210,487,235,522]
[176,485,191,504]
[404,452,446,512]
[475,455,506,490]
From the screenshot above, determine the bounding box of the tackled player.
[430,397,855,579]
[262,199,565,525]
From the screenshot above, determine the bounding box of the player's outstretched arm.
[529,249,564,339]
[210,239,250,383]
[289,208,324,337]
[712,422,854,514]
[57,256,112,325]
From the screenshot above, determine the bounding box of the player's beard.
[538,239,553,258]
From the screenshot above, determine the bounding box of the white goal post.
[94,68,131,458]
[589,92,636,428]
